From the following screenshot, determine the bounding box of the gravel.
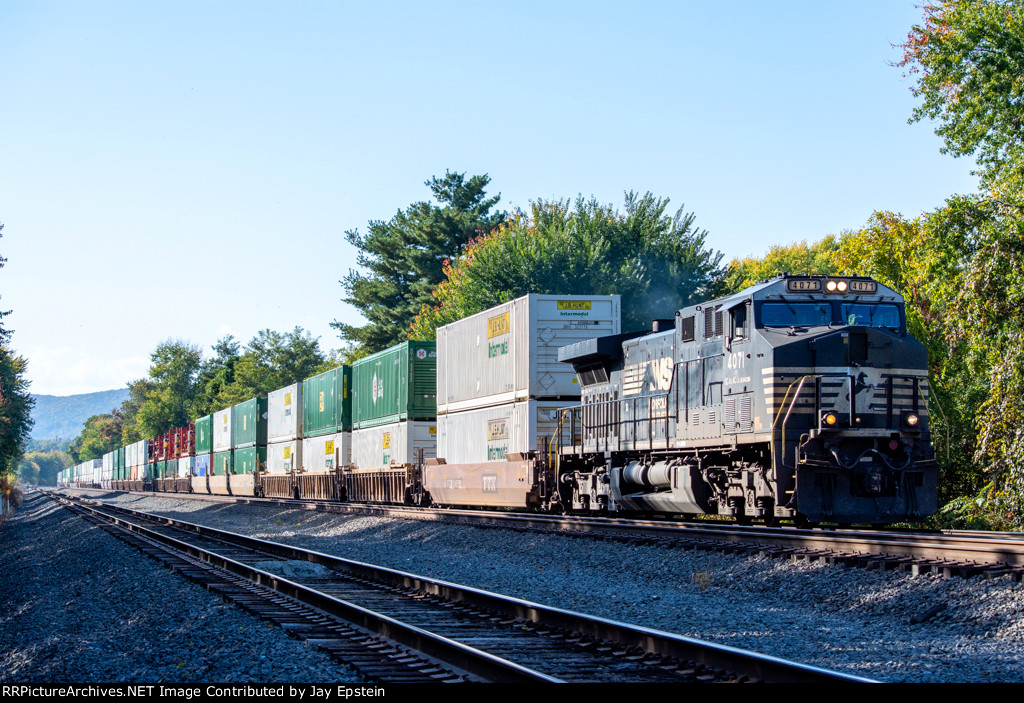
[0,490,366,683]
[31,489,1024,682]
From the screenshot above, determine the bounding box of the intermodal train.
[61,274,938,526]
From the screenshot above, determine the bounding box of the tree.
[898,1,1024,190]
[17,450,71,486]
[0,222,34,479]
[213,327,325,407]
[133,340,203,439]
[724,238,840,293]
[335,171,506,353]
[410,192,724,339]
[195,335,241,416]
[68,413,123,462]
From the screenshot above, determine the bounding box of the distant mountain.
[30,389,130,441]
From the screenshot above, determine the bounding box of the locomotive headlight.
[826,280,838,292]
[904,413,920,427]
[822,412,839,427]
[837,280,848,292]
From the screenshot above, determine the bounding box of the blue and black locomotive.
[556,274,938,525]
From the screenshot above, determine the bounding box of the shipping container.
[301,432,351,473]
[195,415,213,454]
[266,440,301,474]
[436,294,621,413]
[212,450,232,476]
[233,445,266,476]
[352,341,436,429]
[302,366,352,437]
[267,383,302,442]
[192,453,211,494]
[213,408,234,452]
[233,397,268,448]
[437,399,573,465]
[351,421,436,470]
[177,456,193,478]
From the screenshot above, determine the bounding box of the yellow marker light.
[905,413,919,427]
[823,412,838,427]
[837,281,848,292]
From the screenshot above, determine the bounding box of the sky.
[0,1,979,396]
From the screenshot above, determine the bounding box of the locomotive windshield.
[760,302,832,327]
[759,301,903,329]
[841,303,901,328]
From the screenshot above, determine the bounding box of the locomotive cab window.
[759,302,831,328]
[729,303,749,342]
[840,303,902,330]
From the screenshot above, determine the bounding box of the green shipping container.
[195,415,213,454]
[213,450,233,476]
[233,397,268,448]
[233,445,266,475]
[352,341,436,429]
[303,366,352,437]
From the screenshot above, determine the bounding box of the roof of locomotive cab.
[679,273,903,316]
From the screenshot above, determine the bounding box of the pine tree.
[334,171,506,352]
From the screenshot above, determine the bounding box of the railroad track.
[70,487,1024,580]
[47,491,868,684]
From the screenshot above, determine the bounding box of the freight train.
[60,274,938,526]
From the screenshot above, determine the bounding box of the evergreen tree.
[335,171,506,352]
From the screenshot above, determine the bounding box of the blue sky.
[1,1,978,396]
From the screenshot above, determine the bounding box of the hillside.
[30,388,129,441]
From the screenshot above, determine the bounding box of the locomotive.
[554,273,938,525]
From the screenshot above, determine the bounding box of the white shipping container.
[103,452,113,475]
[351,421,436,470]
[436,294,620,413]
[213,407,234,452]
[437,399,574,465]
[301,432,351,473]
[267,440,302,474]
[178,456,194,478]
[268,383,302,442]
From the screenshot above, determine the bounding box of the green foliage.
[67,413,123,462]
[899,1,1024,190]
[0,222,34,479]
[411,192,724,339]
[134,340,204,439]
[194,335,240,416]
[335,171,506,353]
[724,238,840,293]
[212,327,325,408]
[17,450,72,486]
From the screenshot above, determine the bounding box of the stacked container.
[301,366,352,473]
[230,396,267,496]
[435,294,621,464]
[210,408,233,494]
[130,439,146,490]
[267,383,302,474]
[350,341,437,470]
[175,422,195,492]
[103,452,114,490]
[193,414,213,494]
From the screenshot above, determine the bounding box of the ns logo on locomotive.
[556,273,938,526]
